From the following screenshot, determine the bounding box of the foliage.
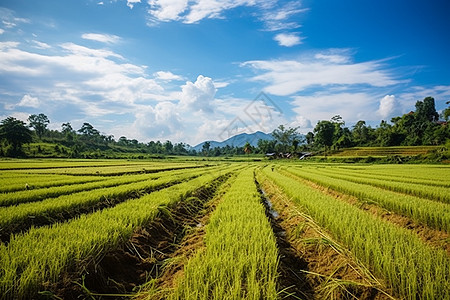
[0,117,33,157]
[271,124,302,153]
[28,113,49,139]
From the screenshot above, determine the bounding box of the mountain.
[192,131,274,152]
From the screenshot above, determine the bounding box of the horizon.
[1,0,449,145]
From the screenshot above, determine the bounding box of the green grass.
[163,168,279,300]
[0,166,235,299]
[327,146,440,157]
[260,167,450,300]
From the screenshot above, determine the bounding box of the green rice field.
[0,159,449,299]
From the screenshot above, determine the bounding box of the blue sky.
[1,0,449,145]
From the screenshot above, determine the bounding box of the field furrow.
[304,167,450,202]
[283,167,450,232]
[0,166,213,207]
[0,167,224,242]
[0,167,235,299]
[161,168,279,300]
[262,167,450,300]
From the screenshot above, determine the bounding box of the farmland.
[0,159,449,299]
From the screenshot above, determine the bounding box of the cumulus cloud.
[243,53,405,96]
[0,29,4,35]
[274,33,303,47]
[0,41,166,121]
[180,75,216,113]
[81,33,121,44]
[377,95,399,119]
[18,94,40,108]
[292,92,378,128]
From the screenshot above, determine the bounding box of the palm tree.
[244,142,252,155]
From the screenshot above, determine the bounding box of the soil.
[257,174,395,300]
[41,175,228,300]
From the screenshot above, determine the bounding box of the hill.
[192,131,274,152]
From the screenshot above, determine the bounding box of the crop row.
[331,166,450,188]
[336,164,450,183]
[0,174,104,193]
[0,166,215,207]
[167,168,279,299]
[301,167,449,203]
[261,167,450,300]
[0,166,235,299]
[10,162,204,175]
[0,167,225,239]
[283,167,450,232]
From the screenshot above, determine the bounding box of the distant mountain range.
[192,131,274,152]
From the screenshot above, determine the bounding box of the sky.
[0,0,449,146]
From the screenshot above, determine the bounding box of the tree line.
[0,96,448,158]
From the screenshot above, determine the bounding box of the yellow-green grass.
[165,168,279,300]
[282,166,450,232]
[299,166,450,203]
[0,166,235,300]
[0,166,226,235]
[327,146,440,157]
[261,167,450,300]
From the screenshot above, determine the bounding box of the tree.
[305,132,314,146]
[202,141,211,156]
[415,97,439,123]
[61,122,75,143]
[61,122,73,134]
[243,142,252,155]
[28,113,49,139]
[313,120,334,151]
[0,117,33,156]
[164,140,173,154]
[352,120,370,145]
[272,125,301,153]
[78,123,100,136]
[257,139,277,153]
[442,101,450,121]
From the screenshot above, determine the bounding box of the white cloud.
[0,29,4,35]
[154,71,184,81]
[292,92,378,130]
[18,94,40,108]
[213,80,230,88]
[314,50,351,64]
[184,0,258,24]
[243,53,404,96]
[127,0,141,9]
[81,33,121,44]
[261,1,306,31]
[180,75,216,113]
[147,0,189,23]
[377,95,399,119]
[147,0,265,24]
[0,8,31,28]
[32,40,51,49]
[274,32,303,47]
